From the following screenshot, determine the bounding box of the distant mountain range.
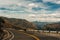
[32,21,60,29]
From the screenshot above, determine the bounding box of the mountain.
[0,17,37,30]
[32,21,57,30]
[44,23,60,28]
[43,22,60,31]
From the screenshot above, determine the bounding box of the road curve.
[11,30,35,40]
[8,31,14,40]
[8,29,40,40]
[22,32,40,40]
[26,31,60,40]
[3,30,14,40]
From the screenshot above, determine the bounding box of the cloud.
[25,8,60,22]
[0,0,51,13]
[28,3,37,7]
[0,0,19,5]
[28,14,36,17]
[0,0,60,22]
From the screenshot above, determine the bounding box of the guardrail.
[21,30,60,34]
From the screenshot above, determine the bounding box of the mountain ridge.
[0,17,37,30]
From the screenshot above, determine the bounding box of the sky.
[0,0,60,22]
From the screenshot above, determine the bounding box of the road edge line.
[23,32,40,40]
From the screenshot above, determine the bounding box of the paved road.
[36,33,60,40]
[26,31,60,40]
[4,28,60,40]
[8,30,36,40]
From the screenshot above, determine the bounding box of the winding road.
[4,28,40,40]
[4,28,60,40]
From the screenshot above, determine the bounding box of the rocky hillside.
[44,23,60,31]
[0,17,37,30]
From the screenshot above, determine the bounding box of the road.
[26,31,60,40]
[4,28,60,40]
[5,29,39,40]
[3,30,13,40]
[35,33,60,40]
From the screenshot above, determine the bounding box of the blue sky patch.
[45,2,60,11]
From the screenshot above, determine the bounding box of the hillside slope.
[0,17,37,30]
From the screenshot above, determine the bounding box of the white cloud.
[28,3,37,7]
[38,17,60,22]
[0,0,48,13]
[0,0,60,22]
[28,14,36,17]
[37,9,60,22]
[0,0,19,5]
[55,1,60,4]
[0,10,60,22]
[16,3,22,6]
[25,10,60,22]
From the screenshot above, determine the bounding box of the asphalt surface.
[9,30,35,40]
[36,33,60,40]
[5,28,60,40]
[26,31,60,40]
